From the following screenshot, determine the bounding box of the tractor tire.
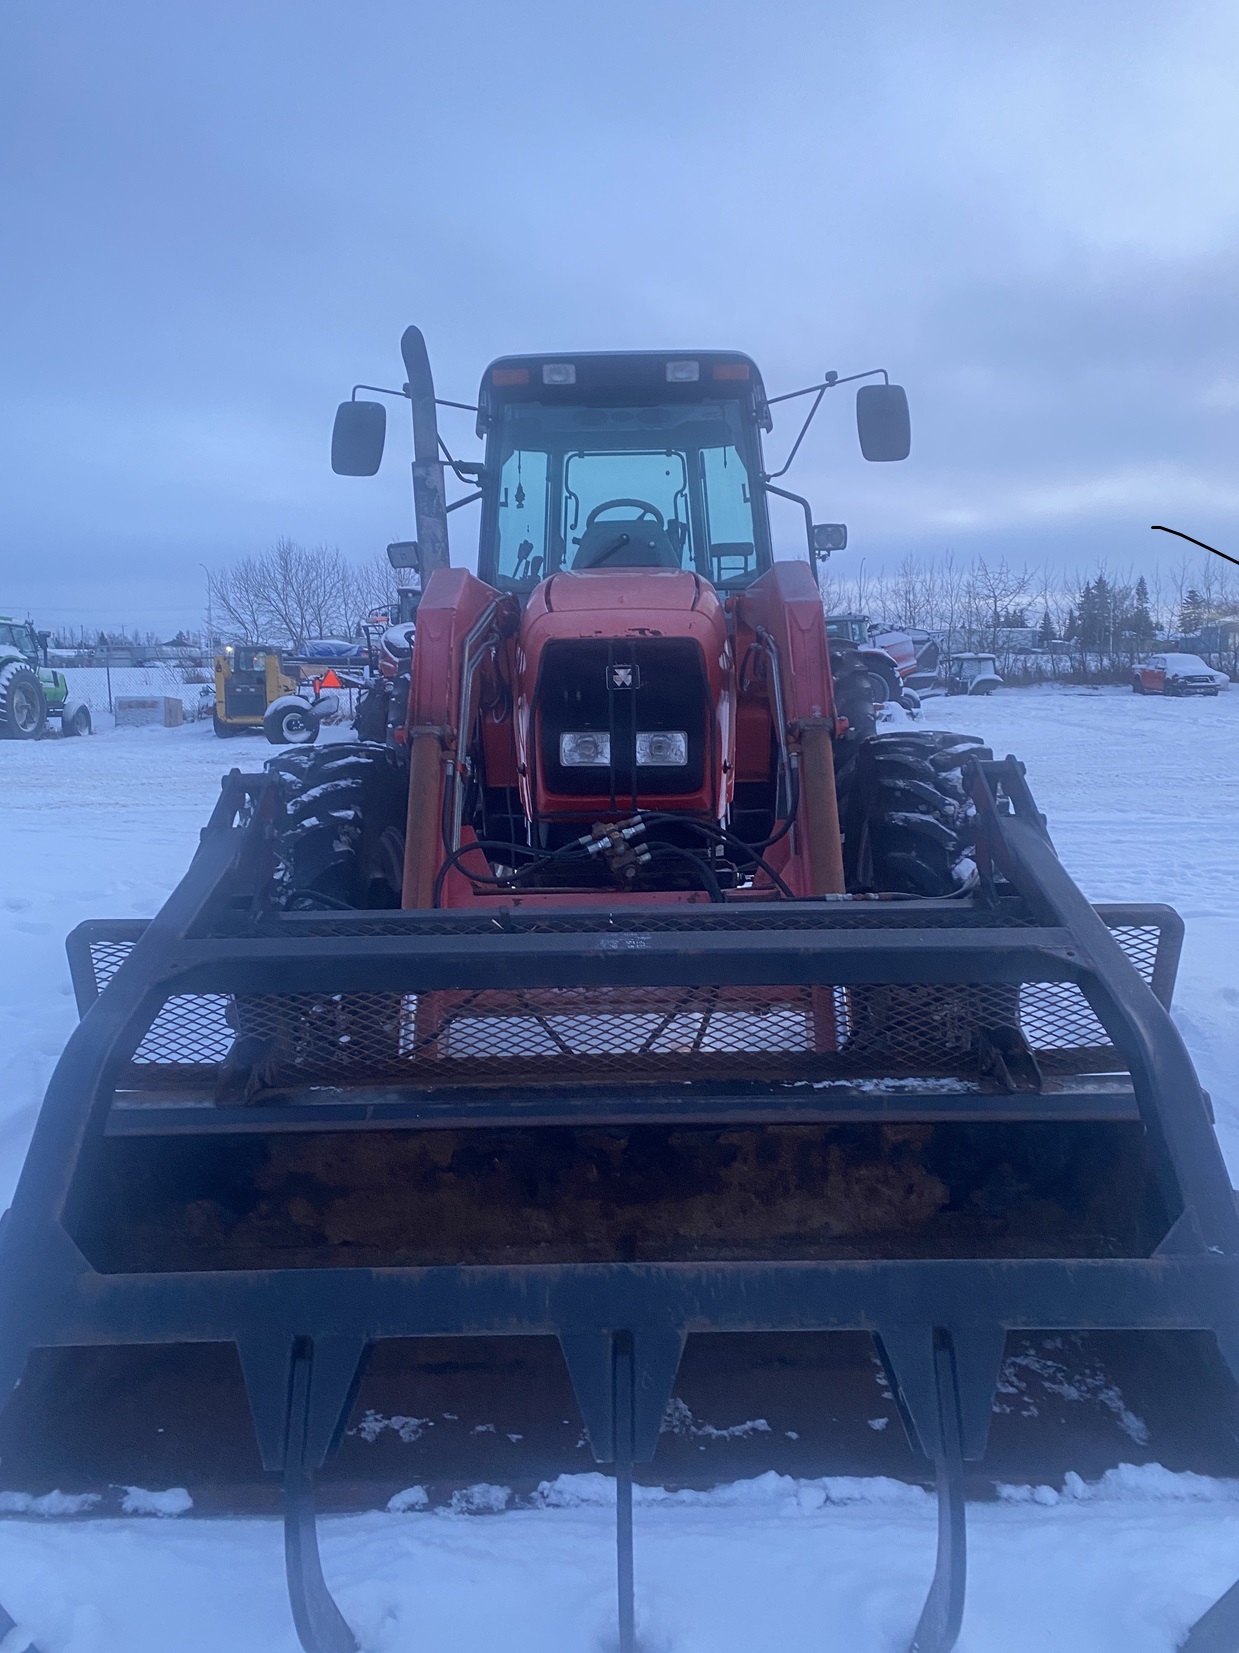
[263,697,319,746]
[266,742,409,909]
[61,702,92,737]
[0,664,48,739]
[352,681,390,745]
[841,728,992,896]
[212,711,239,738]
[866,664,902,705]
[828,639,878,811]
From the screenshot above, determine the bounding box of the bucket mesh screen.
[115,980,1123,1089]
[89,923,1165,1094]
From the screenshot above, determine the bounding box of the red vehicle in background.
[1132,653,1229,696]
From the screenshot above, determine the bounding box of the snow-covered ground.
[0,686,1237,1653]
[5,1467,1239,1653]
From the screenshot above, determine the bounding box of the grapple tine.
[283,1347,359,1653]
[0,1599,43,1653]
[559,1329,683,1653]
[1180,1579,1239,1653]
[907,1334,968,1653]
[878,1326,1004,1653]
[238,1336,362,1653]
[614,1332,637,1653]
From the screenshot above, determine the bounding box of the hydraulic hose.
[643,841,725,903]
[635,811,797,899]
[430,836,593,908]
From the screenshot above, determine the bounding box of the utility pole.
[200,564,215,661]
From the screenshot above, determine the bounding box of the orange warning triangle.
[320,668,343,688]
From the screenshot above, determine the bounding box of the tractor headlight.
[560,731,611,766]
[559,730,688,767]
[636,730,688,767]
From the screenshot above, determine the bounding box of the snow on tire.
[842,728,991,896]
[263,695,319,746]
[266,742,409,909]
[0,663,48,739]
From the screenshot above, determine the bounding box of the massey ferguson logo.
[607,664,640,690]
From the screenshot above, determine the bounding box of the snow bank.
[0,1490,100,1516]
[386,1486,429,1513]
[531,1468,930,1512]
[118,1487,193,1516]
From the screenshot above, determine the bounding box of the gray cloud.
[1,0,1236,631]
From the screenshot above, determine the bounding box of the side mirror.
[386,540,420,570]
[812,523,847,556]
[331,400,387,476]
[856,383,911,462]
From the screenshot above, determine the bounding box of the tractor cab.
[474,353,776,599]
[825,613,872,647]
[0,616,43,666]
[946,651,1004,696]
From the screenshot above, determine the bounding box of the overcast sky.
[2,0,1237,634]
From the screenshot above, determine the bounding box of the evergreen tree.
[1077,576,1115,650]
[1179,588,1206,637]
[1038,608,1055,646]
[1077,582,1099,648]
[1132,576,1154,644]
[1094,575,1113,649]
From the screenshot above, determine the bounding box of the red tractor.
[303,331,961,913]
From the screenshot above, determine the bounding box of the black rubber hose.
[643,840,725,903]
[432,840,550,908]
[749,760,800,853]
[431,836,594,907]
[636,812,797,900]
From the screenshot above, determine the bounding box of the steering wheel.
[584,498,665,529]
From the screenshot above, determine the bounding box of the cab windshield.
[0,623,37,657]
[484,400,768,593]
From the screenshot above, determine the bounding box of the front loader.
[3,330,1239,1653]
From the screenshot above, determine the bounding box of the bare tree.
[208,555,270,645]
[208,539,395,649]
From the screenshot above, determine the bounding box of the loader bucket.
[2,756,1239,1653]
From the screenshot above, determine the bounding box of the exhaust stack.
[400,324,450,577]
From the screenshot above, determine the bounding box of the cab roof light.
[712,362,750,381]
[542,363,576,385]
[665,360,699,383]
[492,367,529,386]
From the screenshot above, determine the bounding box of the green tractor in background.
[0,616,91,739]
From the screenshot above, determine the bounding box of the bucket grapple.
[3,332,1239,1653]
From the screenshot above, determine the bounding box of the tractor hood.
[527,568,717,630]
